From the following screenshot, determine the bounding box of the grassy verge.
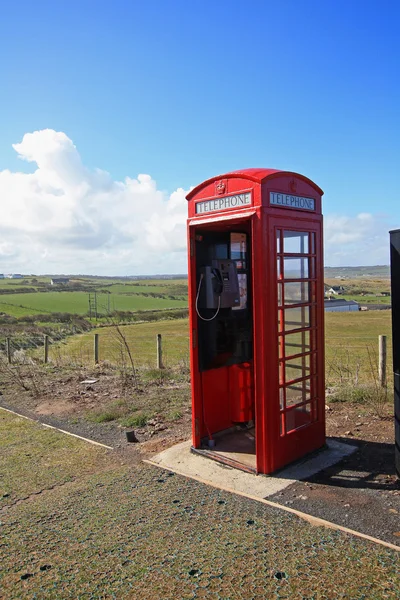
[0,411,113,502]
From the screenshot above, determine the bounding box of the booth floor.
[192,427,257,472]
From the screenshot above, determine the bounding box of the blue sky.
[0,0,399,274]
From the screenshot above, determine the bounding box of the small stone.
[344,431,353,436]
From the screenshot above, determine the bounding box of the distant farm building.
[6,274,23,279]
[324,298,359,312]
[326,285,345,295]
[51,278,70,285]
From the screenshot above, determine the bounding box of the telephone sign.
[195,192,252,214]
[270,192,315,211]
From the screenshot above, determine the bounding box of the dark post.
[44,334,49,364]
[6,337,11,364]
[94,333,99,364]
[390,229,400,477]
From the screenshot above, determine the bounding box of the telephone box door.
[259,218,325,472]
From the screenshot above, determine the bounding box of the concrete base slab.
[149,438,357,499]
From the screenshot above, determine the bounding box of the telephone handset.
[211,267,223,296]
[196,260,240,322]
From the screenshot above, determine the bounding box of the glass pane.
[283,257,309,279]
[283,231,309,254]
[286,380,311,407]
[277,282,282,306]
[277,258,281,278]
[286,404,312,433]
[276,230,281,254]
[284,307,310,331]
[284,282,310,305]
[285,355,310,382]
[285,331,310,358]
[279,387,284,410]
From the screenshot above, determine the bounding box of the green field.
[52,311,392,381]
[52,318,189,367]
[0,290,187,317]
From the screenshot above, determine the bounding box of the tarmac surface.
[269,436,400,545]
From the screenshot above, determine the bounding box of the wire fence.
[0,330,391,385]
[0,331,190,370]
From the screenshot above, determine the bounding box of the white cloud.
[0,129,189,275]
[0,129,393,275]
[324,212,391,266]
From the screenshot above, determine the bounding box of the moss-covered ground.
[0,410,399,599]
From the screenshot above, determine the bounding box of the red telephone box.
[187,169,325,474]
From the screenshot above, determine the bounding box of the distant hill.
[324,265,390,279]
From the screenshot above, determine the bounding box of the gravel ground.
[0,397,129,449]
[270,436,400,545]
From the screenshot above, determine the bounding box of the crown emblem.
[215,180,226,195]
[289,179,297,193]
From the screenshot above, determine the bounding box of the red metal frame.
[187,169,325,474]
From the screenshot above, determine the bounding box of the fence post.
[94,333,99,364]
[379,334,387,388]
[6,337,11,364]
[44,335,49,364]
[157,334,164,369]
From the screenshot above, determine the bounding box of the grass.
[0,410,112,500]
[325,310,392,385]
[0,277,188,319]
[0,291,187,317]
[0,410,399,599]
[53,311,392,383]
[119,413,150,427]
[51,318,189,368]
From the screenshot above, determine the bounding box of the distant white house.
[6,274,23,279]
[324,298,359,312]
[51,278,70,285]
[326,285,345,295]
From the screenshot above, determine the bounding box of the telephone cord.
[195,273,221,322]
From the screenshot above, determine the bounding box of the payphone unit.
[195,230,253,373]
